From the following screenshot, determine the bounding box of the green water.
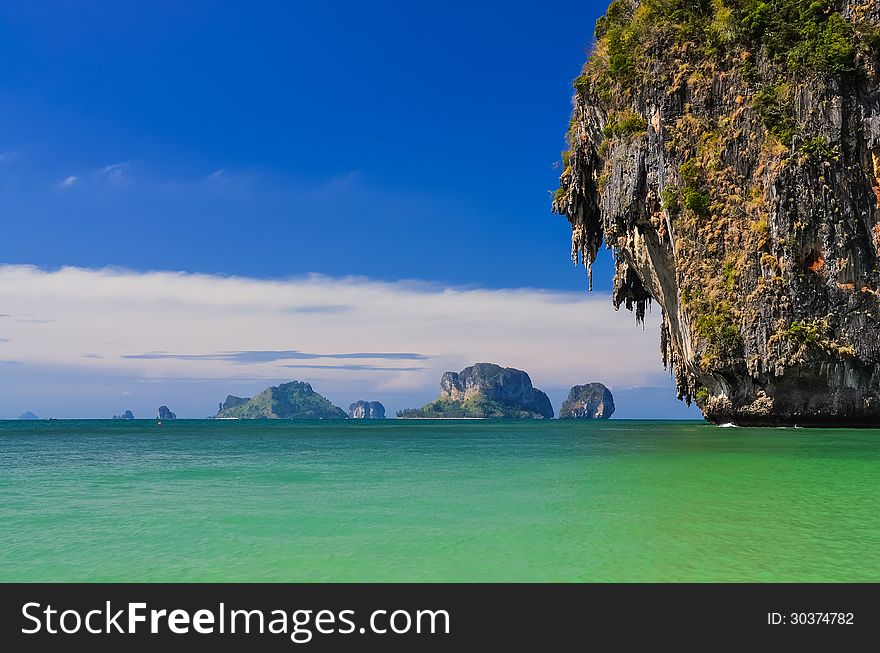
[1,419,878,582]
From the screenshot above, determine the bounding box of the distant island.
[18,411,39,420]
[158,406,176,420]
[113,410,135,420]
[215,381,347,419]
[398,363,554,419]
[349,401,385,419]
[559,383,615,420]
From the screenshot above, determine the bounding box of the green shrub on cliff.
[661,186,681,213]
[575,0,861,104]
[603,112,648,138]
[740,0,856,75]
[683,188,711,216]
[752,83,796,145]
[787,320,822,346]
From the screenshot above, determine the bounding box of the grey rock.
[18,411,39,420]
[439,363,554,418]
[218,395,250,414]
[348,401,386,419]
[113,410,135,420]
[157,405,176,420]
[559,384,615,419]
[401,363,554,418]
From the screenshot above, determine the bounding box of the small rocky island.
[113,410,135,420]
[349,401,385,419]
[399,363,554,418]
[157,406,176,420]
[560,383,615,420]
[18,411,39,420]
[215,381,347,419]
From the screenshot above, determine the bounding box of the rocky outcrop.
[399,363,554,418]
[157,406,176,420]
[349,401,386,419]
[215,382,347,419]
[18,411,39,420]
[553,1,880,425]
[113,410,135,420]
[219,395,249,414]
[560,383,615,419]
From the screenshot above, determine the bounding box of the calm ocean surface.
[1,419,878,582]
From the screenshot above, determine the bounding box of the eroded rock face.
[349,401,386,419]
[436,363,554,418]
[553,0,880,425]
[219,395,250,414]
[113,410,135,420]
[560,383,615,419]
[157,406,176,420]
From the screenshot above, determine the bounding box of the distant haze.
[0,265,698,419]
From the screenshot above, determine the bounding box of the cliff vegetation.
[553,0,880,424]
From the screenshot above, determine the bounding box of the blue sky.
[0,1,699,419]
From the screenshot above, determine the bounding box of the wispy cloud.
[98,162,132,185]
[58,175,79,188]
[0,337,9,343]
[282,364,427,372]
[122,350,428,363]
[1,313,58,323]
[206,169,227,182]
[282,304,353,314]
[202,167,257,190]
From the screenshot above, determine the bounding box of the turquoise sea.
[1,419,878,582]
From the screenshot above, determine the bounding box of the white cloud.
[97,162,132,185]
[58,175,79,188]
[0,265,672,415]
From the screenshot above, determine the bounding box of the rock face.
[553,1,880,425]
[113,410,135,420]
[349,401,386,419]
[399,363,554,418]
[219,395,250,413]
[215,382,347,419]
[560,383,616,419]
[18,411,39,420]
[157,406,176,420]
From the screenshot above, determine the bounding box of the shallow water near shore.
[1,419,878,582]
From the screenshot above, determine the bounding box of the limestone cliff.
[560,383,616,419]
[349,401,386,419]
[553,0,880,425]
[399,363,554,418]
[157,406,176,420]
[219,395,250,413]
